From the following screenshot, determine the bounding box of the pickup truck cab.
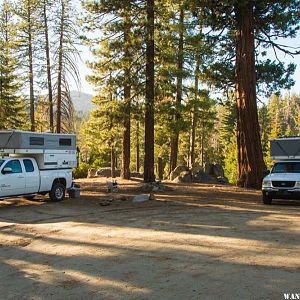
[0,157,72,201]
[262,161,300,204]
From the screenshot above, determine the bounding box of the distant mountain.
[70,91,94,115]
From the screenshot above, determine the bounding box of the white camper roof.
[0,130,76,152]
[270,137,300,160]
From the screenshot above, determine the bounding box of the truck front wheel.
[262,194,272,205]
[50,183,65,202]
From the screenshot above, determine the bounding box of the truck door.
[0,160,25,196]
[23,159,39,194]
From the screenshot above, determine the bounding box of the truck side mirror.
[2,167,13,174]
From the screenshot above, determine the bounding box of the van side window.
[2,160,22,174]
[23,159,34,173]
[59,138,72,146]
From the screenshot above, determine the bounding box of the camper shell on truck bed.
[0,131,77,170]
[262,136,300,205]
[270,137,300,161]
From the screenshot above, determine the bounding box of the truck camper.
[262,137,300,204]
[0,130,77,201]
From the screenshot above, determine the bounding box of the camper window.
[59,138,72,146]
[30,137,44,146]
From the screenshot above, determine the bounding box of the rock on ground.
[170,166,189,181]
[87,168,97,178]
[96,168,121,177]
[173,171,193,183]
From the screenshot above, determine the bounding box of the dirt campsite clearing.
[0,178,299,300]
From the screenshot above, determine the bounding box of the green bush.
[73,162,90,179]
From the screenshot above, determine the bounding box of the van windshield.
[272,162,300,173]
[0,160,4,167]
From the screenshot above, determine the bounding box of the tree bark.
[111,145,116,178]
[43,0,54,132]
[170,5,184,173]
[201,122,204,167]
[189,53,200,167]
[144,0,155,183]
[28,0,35,131]
[56,0,65,133]
[136,120,140,172]
[235,2,266,188]
[121,5,131,180]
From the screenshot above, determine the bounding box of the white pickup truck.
[262,137,300,204]
[262,161,300,204]
[0,130,77,202]
[0,157,72,201]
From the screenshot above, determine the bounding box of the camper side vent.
[59,138,72,146]
[30,137,44,146]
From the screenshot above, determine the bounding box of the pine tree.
[40,0,54,132]
[15,0,40,131]
[53,0,79,133]
[144,0,155,182]
[194,0,300,188]
[0,0,27,130]
[170,2,185,173]
[81,83,123,178]
[268,94,283,138]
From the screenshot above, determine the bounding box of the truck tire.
[262,194,272,205]
[50,182,65,202]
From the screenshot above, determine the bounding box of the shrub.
[73,162,90,179]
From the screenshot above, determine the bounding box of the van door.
[23,159,39,194]
[0,160,25,196]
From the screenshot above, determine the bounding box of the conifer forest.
[0,0,299,188]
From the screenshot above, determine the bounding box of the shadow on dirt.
[0,181,299,298]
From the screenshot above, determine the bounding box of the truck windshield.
[0,160,4,167]
[272,162,300,173]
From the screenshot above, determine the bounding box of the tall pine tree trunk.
[170,6,184,172]
[28,0,35,131]
[111,145,116,178]
[108,74,115,178]
[43,0,53,132]
[136,120,140,172]
[235,2,266,188]
[56,0,64,133]
[121,6,131,179]
[144,0,155,183]
[189,54,200,167]
[201,123,204,167]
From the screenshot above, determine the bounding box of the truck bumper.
[262,188,300,200]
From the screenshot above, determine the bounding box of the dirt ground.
[0,178,299,300]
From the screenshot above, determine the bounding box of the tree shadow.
[0,222,299,299]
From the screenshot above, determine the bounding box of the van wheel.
[50,183,65,202]
[262,194,272,205]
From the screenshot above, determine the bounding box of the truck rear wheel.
[50,183,65,202]
[262,194,272,205]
